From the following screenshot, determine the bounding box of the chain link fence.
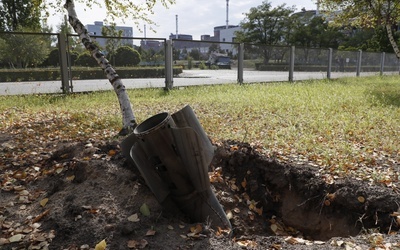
[0,31,399,95]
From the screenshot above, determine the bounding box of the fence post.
[58,33,70,94]
[380,52,385,76]
[289,46,295,82]
[356,49,362,77]
[327,48,333,79]
[165,39,173,90]
[237,43,244,84]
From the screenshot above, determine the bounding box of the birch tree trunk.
[386,24,400,59]
[64,0,137,135]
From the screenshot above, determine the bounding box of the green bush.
[75,52,98,67]
[0,69,59,82]
[198,61,206,70]
[0,67,183,82]
[187,57,193,69]
[69,51,80,66]
[114,46,141,66]
[42,48,60,67]
[210,65,219,70]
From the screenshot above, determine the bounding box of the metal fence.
[0,31,399,95]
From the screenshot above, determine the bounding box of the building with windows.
[201,25,239,42]
[85,21,134,48]
[140,40,163,52]
[169,33,193,50]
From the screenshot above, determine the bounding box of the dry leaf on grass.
[127,239,148,249]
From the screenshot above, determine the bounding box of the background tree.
[45,0,175,31]
[140,47,164,65]
[0,0,42,31]
[189,48,200,60]
[288,13,344,63]
[207,44,224,56]
[172,48,181,61]
[0,27,50,68]
[319,0,400,57]
[235,1,295,64]
[290,14,343,49]
[102,23,123,65]
[57,15,80,50]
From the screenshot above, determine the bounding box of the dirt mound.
[1,137,400,249]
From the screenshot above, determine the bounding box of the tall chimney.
[176,14,178,39]
[226,0,229,29]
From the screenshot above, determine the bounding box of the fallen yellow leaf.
[94,239,106,250]
[40,198,49,207]
[66,175,75,181]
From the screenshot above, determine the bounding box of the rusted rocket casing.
[121,105,231,230]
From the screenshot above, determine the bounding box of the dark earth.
[1,134,400,249]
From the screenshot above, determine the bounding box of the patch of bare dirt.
[1,135,400,249]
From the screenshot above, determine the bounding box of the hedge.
[257,64,397,72]
[0,67,183,82]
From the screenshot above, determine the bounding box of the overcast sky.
[48,0,317,40]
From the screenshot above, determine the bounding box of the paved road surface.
[0,69,385,95]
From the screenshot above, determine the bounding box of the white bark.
[64,0,137,134]
[386,24,400,59]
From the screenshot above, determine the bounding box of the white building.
[219,26,241,54]
[85,21,134,48]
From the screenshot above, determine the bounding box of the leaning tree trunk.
[386,24,400,59]
[64,0,137,135]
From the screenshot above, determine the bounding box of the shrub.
[187,57,193,69]
[210,65,219,70]
[75,52,98,67]
[198,61,206,70]
[42,48,60,67]
[0,67,183,82]
[69,51,80,66]
[114,46,141,66]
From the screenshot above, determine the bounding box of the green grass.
[1,75,399,181]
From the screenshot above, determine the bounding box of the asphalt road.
[0,69,386,95]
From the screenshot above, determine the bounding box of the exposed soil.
[1,135,400,249]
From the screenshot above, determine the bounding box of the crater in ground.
[1,137,399,249]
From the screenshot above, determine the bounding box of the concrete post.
[380,52,385,76]
[165,39,174,90]
[327,48,333,79]
[58,33,70,94]
[289,46,295,82]
[356,50,362,77]
[237,43,244,84]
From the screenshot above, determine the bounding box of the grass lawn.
[1,75,399,186]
